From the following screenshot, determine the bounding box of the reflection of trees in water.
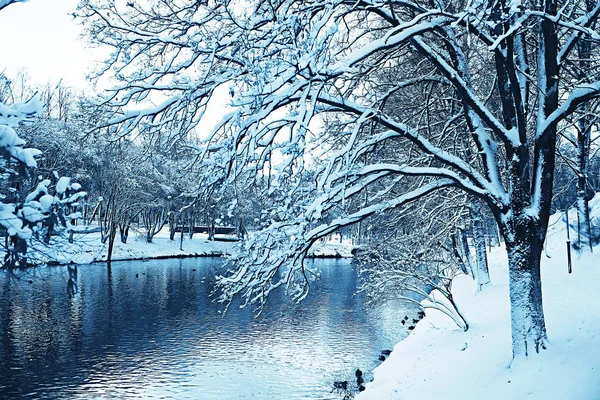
[0,258,412,399]
[0,260,220,396]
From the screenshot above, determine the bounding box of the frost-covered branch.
[0,0,27,11]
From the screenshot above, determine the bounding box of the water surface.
[0,258,414,399]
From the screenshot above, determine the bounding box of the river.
[0,258,415,399]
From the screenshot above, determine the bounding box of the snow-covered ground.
[358,207,600,400]
[309,239,355,258]
[26,228,354,265]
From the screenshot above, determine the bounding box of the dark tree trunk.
[501,218,548,357]
[188,212,194,239]
[107,222,117,269]
[143,208,168,244]
[169,212,176,241]
[471,200,491,291]
[238,218,246,240]
[83,203,89,225]
[208,215,215,241]
[482,0,556,359]
[180,219,184,251]
[451,232,471,276]
[492,0,557,359]
[575,5,595,252]
[459,229,475,276]
[576,135,592,251]
[119,223,129,244]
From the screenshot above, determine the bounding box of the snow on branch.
[410,38,517,147]
[0,0,27,11]
[216,178,454,312]
[304,179,455,242]
[557,1,600,63]
[538,82,600,137]
[315,94,508,206]
[0,96,43,167]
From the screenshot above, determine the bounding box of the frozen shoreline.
[26,229,355,266]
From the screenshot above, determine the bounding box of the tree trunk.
[576,184,592,251]
[119,223,129,244]
[493,0,555,359]
[169,212,176,241]
[451,233,470,275]
[208,216,215,241]
[180,220,184,251]
[459,229,476,277]
[575,0,595,253]
[575,97,593,253]
[238,218,246,241]
[501,219,548,358]
[188,212,194,239]
[107,222,117,269]
[471,200,491,291]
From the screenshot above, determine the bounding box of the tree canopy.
[78,0,600,357]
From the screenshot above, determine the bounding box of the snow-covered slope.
[358,207,600,400]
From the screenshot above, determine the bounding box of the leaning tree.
[79,0,600,358]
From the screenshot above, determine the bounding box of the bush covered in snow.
[0,97,85,268]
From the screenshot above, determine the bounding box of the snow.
[0,96,43,168]
[308,241,354,258]
[24,228,354,266]
[0,203,31,239]
[55,176,70,195]
[67,231,235,265]
[358,204,600,399]
[0,95,42,127]
[38,194,54,209]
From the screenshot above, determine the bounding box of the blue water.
[0,258,414,399]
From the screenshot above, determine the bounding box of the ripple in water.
[0,258,416,399]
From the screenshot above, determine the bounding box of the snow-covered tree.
[0,9,86,268]
[79,0,600,358]
[0,0,27,11]
[355,192,473,330]
[0,97,86,268]
[356,225,470,331]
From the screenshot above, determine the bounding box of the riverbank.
[25,229,355,265]
[358,208,600,399]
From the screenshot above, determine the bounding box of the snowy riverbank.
[358,209,600,399]
[26,229,354,265]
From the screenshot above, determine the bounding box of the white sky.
[0,0,95,90]
[0,0,320,144]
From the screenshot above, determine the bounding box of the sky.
[0,0,231,136]
[0,0,95,90]
[0,0,317,141]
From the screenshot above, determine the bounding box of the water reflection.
[0,258,415,399]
